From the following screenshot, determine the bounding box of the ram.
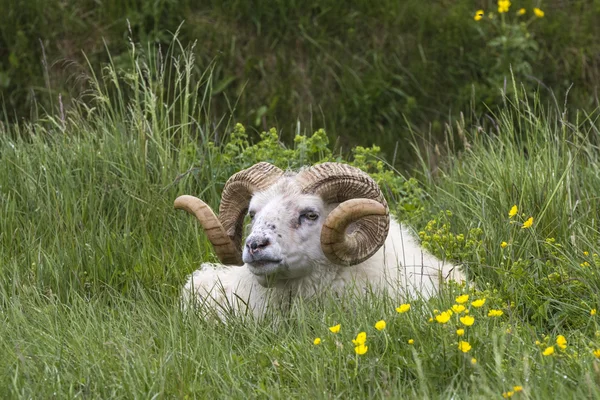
[175,162,463,317]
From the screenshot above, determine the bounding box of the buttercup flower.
[501,241,508,248]
[471,357,477,364]
[556,335,567,350]
[517,8,526,15]
[352,331,367,346]
[513,386,523,392]
[460,315,475,326]
[533,7,545,17]
[542,346,555,356]
[471,298,486,308]
[313,338,321,345]
[498,0,511,13]
[354,343,368,355]
[502,391,514,398]
[396,303,411,313]
[408,339,415,345]
[435,311,452,324]
[488,309,504,317]
[474,10,484,21]
[593,349,600,358]
[458,341,472,353]
[456,329,465,336]
[375,320,386,331]
[592,309,597,316]
[456,294,469,304]
[329,324,341,333]
[509,205,518,218]
[452,304,466,313]
[522,217,534,229]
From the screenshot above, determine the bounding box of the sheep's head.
[174,162,390,287]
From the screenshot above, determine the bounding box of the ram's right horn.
[175,162,284,266]
[174,195,243,265]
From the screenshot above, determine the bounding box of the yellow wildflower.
[488,309,504,317]
[456,294,469,304]
[456,328,465,336]
[408,339,415,345]
[517,8,526,15]
[396,303,411,313]
[435,311,452,324]
[313,338,321,345]
[498,0,511,13]
[501,241,508,248]
[556,335,567,350]
[533,7,545,17]
[352,331,367,346]
[474,10,484,21]
[508,205,518,218]
[460,315,475,326]
[452,304,466,313]
[433,309,440,314]
[513,386,523,392]
[471,357,477,365]
[592,309,597,316]
[542,346,555,356]
[522,217,534,229]
[593,349,600,358]
[428,317,433,323]
[471,298,486,308]
[458,341,472,353]
[581,261,591,267]
[354,343,368,355]
[502,391,514,398]
[329,324,341,333]
[375,320,386,331]
[584,251,590,256]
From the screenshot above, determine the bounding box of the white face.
[242,181,333,287]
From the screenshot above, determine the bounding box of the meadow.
[2,35,600,398]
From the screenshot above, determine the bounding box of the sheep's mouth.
[249,259,283,269]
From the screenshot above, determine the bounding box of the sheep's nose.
[246,237,270,254]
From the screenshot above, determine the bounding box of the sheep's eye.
[248,211,255,220]
[301,211,319,221]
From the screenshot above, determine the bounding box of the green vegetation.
[2,0,600,163]
[3,37,600,397]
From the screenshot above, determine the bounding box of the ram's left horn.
[320,198,388,266]
[174,195,243,265]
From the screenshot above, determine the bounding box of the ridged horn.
[297,162,390,266]
[218,162,284,252]
[174,195,243,265]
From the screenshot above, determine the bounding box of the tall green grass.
[3,41,600,398]
[2,0,600,159]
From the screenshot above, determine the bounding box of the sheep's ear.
[321,199,389,266]
[175,195,243,266]
[218,162,284,251]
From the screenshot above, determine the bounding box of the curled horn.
[174,162,283,265]
[297,162,390,266]
[174,195,243,265]
[218,162,284,252]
